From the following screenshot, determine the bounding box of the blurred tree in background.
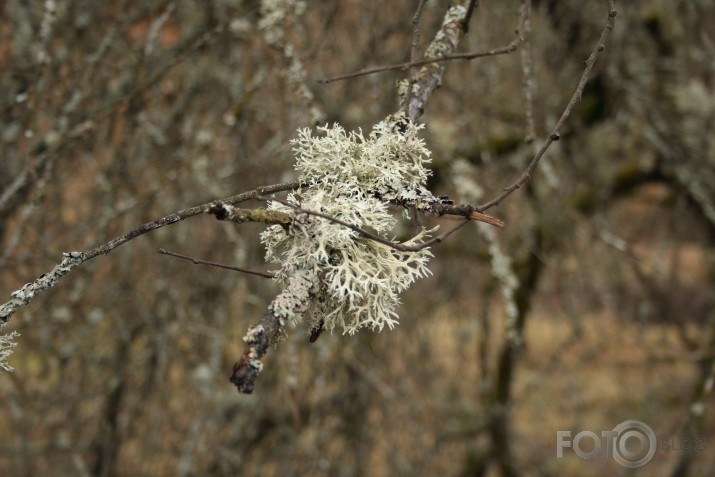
[1,1,714,476]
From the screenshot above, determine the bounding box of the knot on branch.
[208,203,291,225]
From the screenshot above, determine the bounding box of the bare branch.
[320,41,525,84]
[82,180,301,261]
[0,180,301,322]
[407,0,429,111]
[157,248,276,279]
[478,0,617,212]
[519,1,536,147]
[410,0,429,66]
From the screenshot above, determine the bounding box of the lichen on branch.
[261,115,434,335]
[231,269,318,394]
[0,251,85,323]
[0,323,19,372]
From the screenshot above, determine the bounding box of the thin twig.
[408,0,429,109]
[158,248,275,279]
[321,43,520,84]
[478,0,617,212]
[320,2,529,85]
[519,0,536,147]
[411,0,428,66]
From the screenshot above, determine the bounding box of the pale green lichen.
[0,323,18,372]
[243,324,265,343]
[480,225,520,344]
[268,268,318,327]
[424,5,466,59]
[261,116,434,334]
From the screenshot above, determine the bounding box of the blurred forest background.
[1,0,714,476]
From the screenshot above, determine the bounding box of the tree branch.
[410,0,428,67]
[320,0,527,87]
[207,203,291,225]
[157,248,276,279]
[400,2,470,122]
[0,180,301,323]
[230,270,317,394]
[264,195,480,252]
[478,1,617,211]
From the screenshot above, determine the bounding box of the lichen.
[1,251,84,322]
[0,323,18,372]
[261,116,434,334]
[424,5,467,59]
